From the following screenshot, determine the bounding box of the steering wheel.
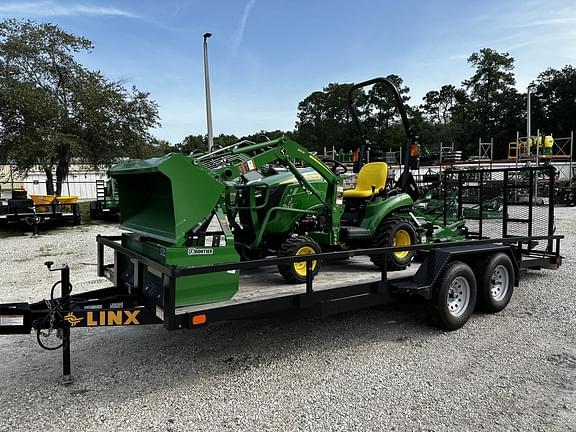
[323,158,348,175]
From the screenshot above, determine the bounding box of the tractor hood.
[109,153,224,245]
[255,167,325,187]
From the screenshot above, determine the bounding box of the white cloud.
[231,0,256,57]
[510,16,576,28]
[0,1,138,18]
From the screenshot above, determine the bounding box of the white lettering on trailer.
[0,315,24,326]
[187,248,214,255]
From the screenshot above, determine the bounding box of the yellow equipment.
[343,162,388,199]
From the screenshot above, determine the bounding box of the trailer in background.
[0,190,80,229]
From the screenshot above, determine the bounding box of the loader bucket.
[109,154,224,245]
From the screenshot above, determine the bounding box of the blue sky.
[1,0,575,143]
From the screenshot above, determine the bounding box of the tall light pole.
[203,32,214,153]
[527,84,536,161]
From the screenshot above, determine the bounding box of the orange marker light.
[410,143,421,157]
[192,314,207,325]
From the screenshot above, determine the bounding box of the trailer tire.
[476,253,514,313]
[278,235,321,283]
[429,261,477,331]
[370,218,417,271]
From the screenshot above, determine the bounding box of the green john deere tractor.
[109,77,422,306]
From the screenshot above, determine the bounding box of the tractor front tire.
[370,218,417,271]
[278,235,321,283]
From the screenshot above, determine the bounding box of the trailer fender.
[411,243,516,300]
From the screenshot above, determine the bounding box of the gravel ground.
[0,210,575,432]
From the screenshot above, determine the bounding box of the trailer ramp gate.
[442,166,555,242]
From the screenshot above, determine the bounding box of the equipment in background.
[0,189,80,229]
[89,178,120,220]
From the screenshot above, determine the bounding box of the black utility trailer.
[0,190,81,229]
[0,167,564,382]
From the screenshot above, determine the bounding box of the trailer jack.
[0,260,162,382]
[42,262,73,384]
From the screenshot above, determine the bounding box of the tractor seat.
[343,162,388,199]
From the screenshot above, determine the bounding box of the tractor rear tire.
[370,218,417,271]
[278,235,321,283]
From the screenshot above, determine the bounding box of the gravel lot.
[0,209,575,432]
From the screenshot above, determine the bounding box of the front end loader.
[108,77,425,307]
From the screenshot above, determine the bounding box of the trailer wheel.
[476,253,514,313]
[370,218,417,271]
[278,235,321,283]
[429,261,477,331]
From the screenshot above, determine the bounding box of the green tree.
[531,66,576,138]
[140,137,174,158]
[176,133,239,155]
[421,85,464,125]
[417,85,468,154]
[458,48,524,158]
[241,130,291,143]
[363,75,412,157]
[0,20,159,195]
[295,83,364,152]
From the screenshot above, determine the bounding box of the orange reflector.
[410,143,421,157]
[192,314,207,325]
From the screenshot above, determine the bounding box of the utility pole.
[527,85,536,165]
[203,32,214,153]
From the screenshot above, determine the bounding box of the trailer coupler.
[0,263,162,384]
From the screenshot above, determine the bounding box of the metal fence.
[0,166,108,201]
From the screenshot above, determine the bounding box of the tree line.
[1,20,575,195]
[178,49,576,162]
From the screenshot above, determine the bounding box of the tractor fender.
[361,193,414,235]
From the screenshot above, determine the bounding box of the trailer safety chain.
[34,280,74,351]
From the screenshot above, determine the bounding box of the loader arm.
[211,136,344,244]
